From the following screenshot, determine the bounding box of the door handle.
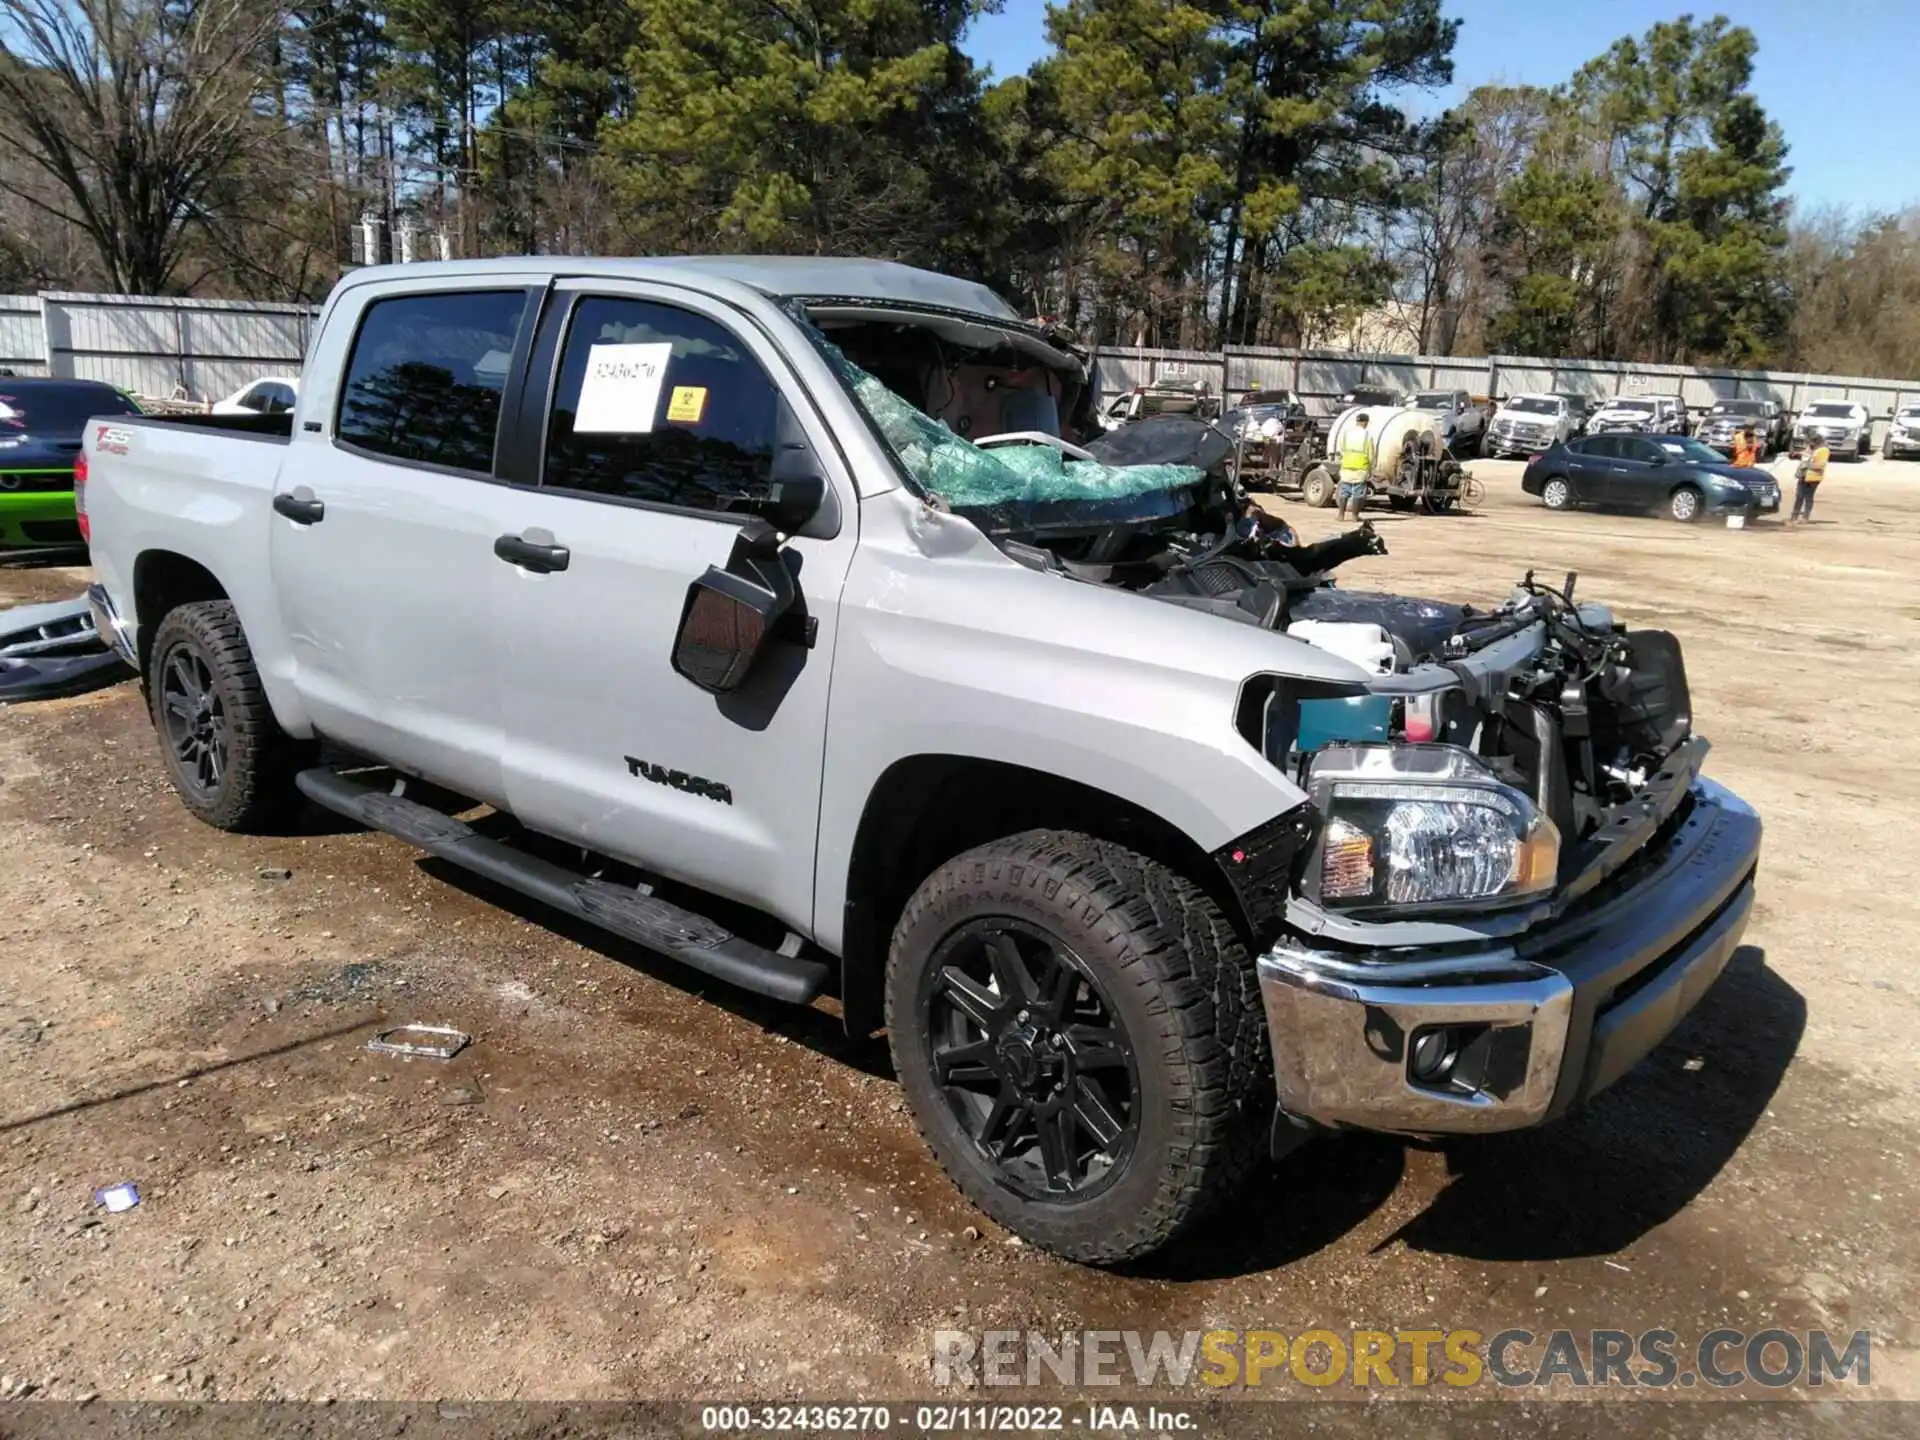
[494,533,570,574]
[272,491,325,524]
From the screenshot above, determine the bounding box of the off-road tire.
[147,600,311,832]
[1301,466,1336,508]
[886,830,1269,1266]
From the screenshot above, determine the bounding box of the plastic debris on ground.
[0,651,129,702]
[93,1182,140,1213]
[814,338,1205,510]
[0,596,99,657]
[0,594,132,702]
[367,1024,471,1060]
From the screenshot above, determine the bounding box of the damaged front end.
[1251,571,1701,924]
[1238,572,1761,1145]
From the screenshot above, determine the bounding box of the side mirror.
[672,522,800,694]
[760,473,827,536]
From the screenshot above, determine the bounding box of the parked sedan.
[1521,434,1782,523]
[0,379,143,550]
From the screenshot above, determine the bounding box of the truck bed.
[121,411,293,443]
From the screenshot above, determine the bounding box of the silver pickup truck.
[80,257,1761,1265]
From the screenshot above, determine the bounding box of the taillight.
[73,449,88,542]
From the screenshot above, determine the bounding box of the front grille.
[0,473,72,493]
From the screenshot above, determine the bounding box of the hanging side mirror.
[672,522,808,694]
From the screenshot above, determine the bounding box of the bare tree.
[0,0,283,294]
[1390,85,1549,355]
[1787,206,1920,378]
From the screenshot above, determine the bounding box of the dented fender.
[808,486,1370,953]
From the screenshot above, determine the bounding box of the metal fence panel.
[1226,351,1297,394]
[1294,357,1366,407]
[1490,358,1556,398]
[1096,346,1919,445]
[1369,357,1423,395]
[27,292,317,402]
[1429,358,1490,395]
[0,297,44,373]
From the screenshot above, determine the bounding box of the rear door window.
[336,290,526,473]
[542,295,779,515]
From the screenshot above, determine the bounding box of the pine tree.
[602,0,989,261]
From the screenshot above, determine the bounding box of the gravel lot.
[0,451,1915,1411]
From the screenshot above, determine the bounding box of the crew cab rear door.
[268,277,546,805]
[488,279,858,934]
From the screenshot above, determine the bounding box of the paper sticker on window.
[574,341,673,433]
[666,386,708,424]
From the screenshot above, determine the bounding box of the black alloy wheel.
[145,600,311,832]
[921,918,1140,1201]
[158,642,229,800]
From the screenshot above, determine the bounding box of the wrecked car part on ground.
[82,255,1761,1268]
[0,595,131,701]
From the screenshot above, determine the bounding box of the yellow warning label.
[666,385,708,423]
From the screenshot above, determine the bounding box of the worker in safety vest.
[1336,411,1375,521]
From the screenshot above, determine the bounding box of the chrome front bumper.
[1256,777,1761,1138]
[85,583,137,669]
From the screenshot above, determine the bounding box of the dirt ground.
[0,451,1916,1414]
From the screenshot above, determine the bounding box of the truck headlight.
[1305,745,1559,913]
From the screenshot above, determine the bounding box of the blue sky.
[960,0,1920,213]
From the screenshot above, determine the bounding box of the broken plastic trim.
[367,1024,471,1060]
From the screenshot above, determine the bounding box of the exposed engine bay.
[812,307,1698,871]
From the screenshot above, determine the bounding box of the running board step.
[295,768,829,1004]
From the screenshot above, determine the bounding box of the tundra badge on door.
[624,756,733,805]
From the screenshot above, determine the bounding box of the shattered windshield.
[803,323,1204,515]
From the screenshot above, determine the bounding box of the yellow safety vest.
[1339,427,1374,476]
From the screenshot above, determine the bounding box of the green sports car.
[0,379,143,551]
